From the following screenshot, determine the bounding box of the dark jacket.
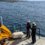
[31,25,36,35]
[26,22,31,30]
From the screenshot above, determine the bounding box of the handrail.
[37,28,40,39]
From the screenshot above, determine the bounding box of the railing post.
[37,28,40,39]
[39,28,40,39]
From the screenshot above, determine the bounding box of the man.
[31,22,36,44]
[26,20,31,38]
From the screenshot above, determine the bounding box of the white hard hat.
[32,22,36,26]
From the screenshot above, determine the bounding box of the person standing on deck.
[31,22,37,44]
[26,20,31,38]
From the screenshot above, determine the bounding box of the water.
[0,1,45,36]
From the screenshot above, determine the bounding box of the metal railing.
[36,28,40,39]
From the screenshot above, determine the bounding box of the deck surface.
[6,35,45,45]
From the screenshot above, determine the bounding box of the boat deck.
[6,35,45,45]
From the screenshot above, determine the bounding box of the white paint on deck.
[35,37,45,45]
[6,40,14,45]
[7,35,45,45]
[17,36,45,45]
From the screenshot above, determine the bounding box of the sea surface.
[0,1,45,36]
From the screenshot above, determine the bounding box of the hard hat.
[32,22,36,26]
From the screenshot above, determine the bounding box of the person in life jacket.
[26,20,31,38]
[31,22,37,44]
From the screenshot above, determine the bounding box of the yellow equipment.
[0,24,12,41]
